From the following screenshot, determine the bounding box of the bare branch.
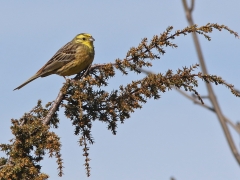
[182,0,240,165]
[42,90,64,125]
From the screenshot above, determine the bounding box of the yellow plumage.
[14,33,95,90]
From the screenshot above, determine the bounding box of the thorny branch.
[43,64,92,125]
[37,23,240,175]
[43,21,239,126]
[139,68,240,134]
[182,0,240,165]
[1,22,239,179]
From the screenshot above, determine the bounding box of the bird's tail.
[13,74,40,90]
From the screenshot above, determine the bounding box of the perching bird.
[14,33,95,90]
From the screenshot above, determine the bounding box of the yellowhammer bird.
[14,33,95,90]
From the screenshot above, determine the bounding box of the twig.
[175,88,215,111]
[175,88,240,134]
[182,0,240,165]
[20,104,39,126]
[138,67,240,134]
[0,164,13,169]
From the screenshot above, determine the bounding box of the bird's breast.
[56,45,94,76]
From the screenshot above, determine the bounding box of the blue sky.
[1,1,240,179]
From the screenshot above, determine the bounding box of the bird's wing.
[37,42,79,76]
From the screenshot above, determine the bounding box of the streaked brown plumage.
[14,33,95,90]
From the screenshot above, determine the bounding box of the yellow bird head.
[73,33,95,48]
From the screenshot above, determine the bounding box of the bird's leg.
[82,64,92,77]
[64,76,72,82]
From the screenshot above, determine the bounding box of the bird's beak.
[89,37,95,41]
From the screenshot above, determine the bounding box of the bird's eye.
[82,38,86,40]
